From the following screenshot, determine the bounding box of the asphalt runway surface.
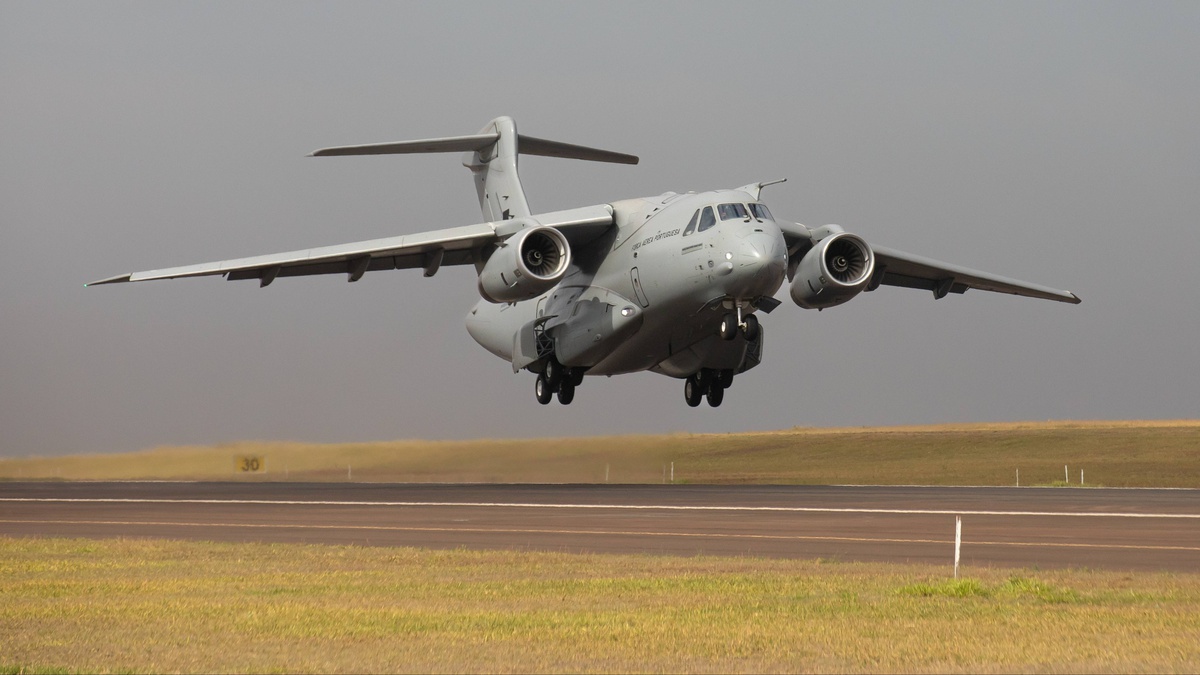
[3,482,1199,571]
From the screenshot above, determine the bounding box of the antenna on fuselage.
[737,178,788,201]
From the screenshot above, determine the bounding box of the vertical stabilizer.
[463,116,530,222]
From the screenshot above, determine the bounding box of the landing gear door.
[512,316,554,373]
[631,267,650,307]
[737,324,764,374]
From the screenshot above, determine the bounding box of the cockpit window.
[682,209,701,236]
[697,206,717,233]
[749,203,773,221]
[717,203,749,221]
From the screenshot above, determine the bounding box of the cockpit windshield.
[749,203,773,221]
[717,203,749,221]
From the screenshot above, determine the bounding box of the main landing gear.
[684,368,734,408]
[535,359,584,405]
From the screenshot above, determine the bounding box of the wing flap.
[872,246,1081,304]
[87,205,617,287]
[89,223,497,286]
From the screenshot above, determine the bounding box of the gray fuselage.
[465,189,788,379]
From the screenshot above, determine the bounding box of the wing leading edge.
[776,222,1078,304]
[88,205,615,287]
[870,246,1081,304]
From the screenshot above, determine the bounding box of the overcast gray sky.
[3,1,1198,458]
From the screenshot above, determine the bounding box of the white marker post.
[1081,469,1084,485]
[670,462,674,483]
[954,516,962,579]
[1065,465,1069,483]
[1016,469,1019,487]
[605,464,610,483]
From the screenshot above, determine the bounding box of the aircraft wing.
[870,245,1081,304]
[87,205,614,287]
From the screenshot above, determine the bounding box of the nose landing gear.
[684,368,734,407]
[719,309,760,341]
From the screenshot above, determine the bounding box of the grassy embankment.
[2,421,1199,487]
[3,536,1199,674]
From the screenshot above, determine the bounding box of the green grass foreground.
[3,420,1199,487]
[3,538,1198,674]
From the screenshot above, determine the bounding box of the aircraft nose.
[729,230,787,296]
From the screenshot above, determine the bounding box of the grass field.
[3,420,1199,487]
[3,536,1199,674]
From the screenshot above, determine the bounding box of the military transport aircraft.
[90,116,1080,408]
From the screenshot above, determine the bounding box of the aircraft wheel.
[557,380,576,405]
[535,374,553,405]
[544,359,564,389]
[570,367,585,387]
[684,376,703,407]
[742,314,760,341]
[718,368,735,389]
[719,314,739,341]
[706,383,725,407]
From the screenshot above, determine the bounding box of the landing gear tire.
[719,314,739,341]
[718,368,735,389]
[706,383,725,407]
[544,359,564,389]
[742,314,760,341]
[535,374,553,405]
[684,376,703,407]
[557,380,575,405]
[570,367,585,387]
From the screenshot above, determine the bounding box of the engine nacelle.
[477,226,571,303]
[789,231,875,309]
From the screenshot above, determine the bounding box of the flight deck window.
[749,203,774,221]
[682,209,701,236]
[697,206,717,233]
[717,203,749,221]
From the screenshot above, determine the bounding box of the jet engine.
[477,226,571,303]
[790,231,875,309]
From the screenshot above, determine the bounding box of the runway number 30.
[237,456,263,472]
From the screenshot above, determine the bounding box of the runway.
[3,482,1199,571]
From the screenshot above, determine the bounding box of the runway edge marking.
[4,519,1200,553]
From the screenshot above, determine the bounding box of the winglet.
[85,273,132,287]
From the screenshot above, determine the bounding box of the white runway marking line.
[4,519,1200,553]
[2,498,1199,519]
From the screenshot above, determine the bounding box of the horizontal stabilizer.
[310,133,638,165]
[309,133,499,157]
[518,135,638,165]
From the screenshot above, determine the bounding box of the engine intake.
[477,226,571,303]
[790,231,875,309]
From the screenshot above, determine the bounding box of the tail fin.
[309,116,638,222]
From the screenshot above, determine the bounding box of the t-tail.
[309,116,638,222]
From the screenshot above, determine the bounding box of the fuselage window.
[749,203,774,221]
[697,206,717,233]
[682,209,701,236]
[717,203,749,221]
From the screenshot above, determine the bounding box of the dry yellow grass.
[2,420,1199,487]
[3,536,1199,674]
